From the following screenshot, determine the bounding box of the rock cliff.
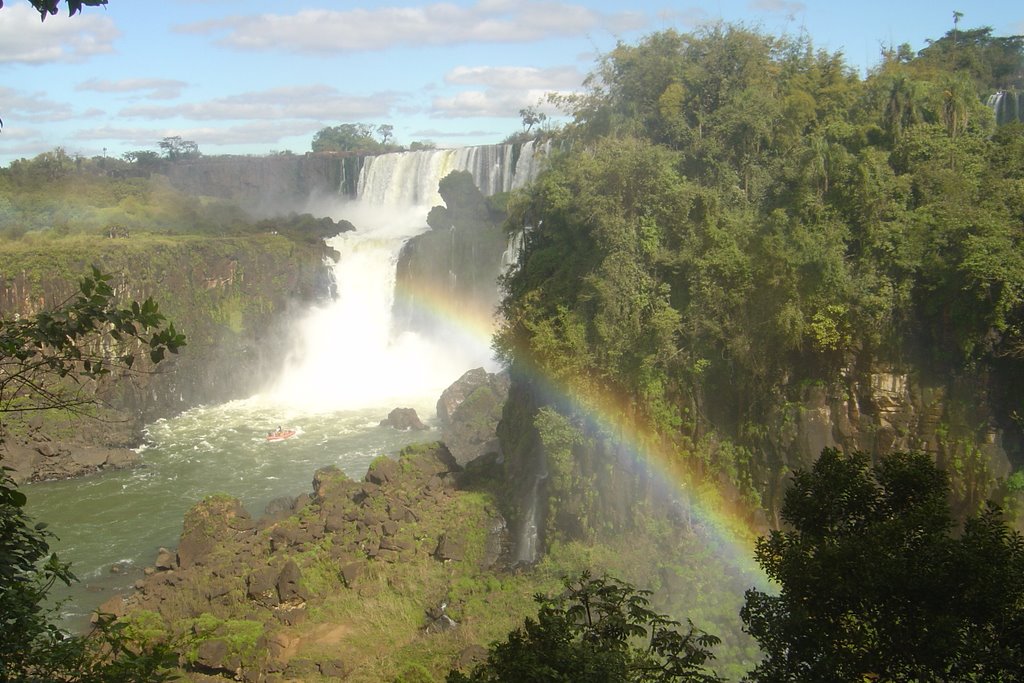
[162,153,364,214]
[0,233,331,481]
[496,354,1024,559]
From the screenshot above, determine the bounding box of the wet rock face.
[379,407,428,431]
[0,438,140,485]
[436,367,511,467]
[755,365,1016,523]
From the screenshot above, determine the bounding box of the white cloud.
[655,7,713,28]
[73,120,320,147]
[175,1,649,54]
[119,85,400,121]
[432,63,583,119]
[0,5,118,64]
[431,87,564,118]
[748,0,807,16]
[0,87,76,122]
[77,78,188,100]
[444,65,583,90]
[411,127,501,140]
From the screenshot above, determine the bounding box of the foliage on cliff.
[451,449,1024,682]
[449,572,722,683]
[0,267,184,417]
[0,269,182,681]
[496,23,1024,531]
[743,449,1024,681]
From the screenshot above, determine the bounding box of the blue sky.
[1,0,1021,166]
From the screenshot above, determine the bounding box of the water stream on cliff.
[24,143,535,628]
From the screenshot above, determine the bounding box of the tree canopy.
[448,572,722,683]
[311,123,389,154]
[742,448,1024,682]
[0,0,107,20]
[496,23,1024,525]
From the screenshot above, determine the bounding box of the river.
[24,186,502,629]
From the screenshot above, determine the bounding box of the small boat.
[266,429,296,442]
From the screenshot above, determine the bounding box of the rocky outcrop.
[755,365,1015,521]
[379,407,428,431]
[0,435,138,485]
[436,367,510,467]
[118,445,510,681]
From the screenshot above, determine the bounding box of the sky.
[0,0,1021,166]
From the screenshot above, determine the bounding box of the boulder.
[340,562,363,588]
[247,566,280,605]
[0,443,39,484]
[92,594,127,621]
[195,639,233,673]
[176,532,215,570]
[379,407,428,430]
[434,533,465,562]
[276,560,306,604]
[319,659,347,677]
[436,368,510,466]
[365,457,400,485]
[262,495,296,523]
[177,495,253,569]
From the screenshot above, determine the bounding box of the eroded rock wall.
[0,234,331,476]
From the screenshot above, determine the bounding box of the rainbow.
[393,279,768,585]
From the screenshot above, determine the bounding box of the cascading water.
[356,139,548,205]
[265,140,550,410]
[987,90,1023,126]
[515,469,547,565]
[27,141,548,628]
[264,204,488,411]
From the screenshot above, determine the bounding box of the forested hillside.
[496,24,1024,539]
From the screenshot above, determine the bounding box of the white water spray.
[262,143,547,413]
[264,205,488,412]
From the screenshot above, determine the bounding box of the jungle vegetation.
[3,17,1024,682]
[495,22,1024,525]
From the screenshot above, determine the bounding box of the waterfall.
[987,90,1023,126]
[265,206,482,411]
[501,226,529,275]
[266,141,549,411]
[510,139,550,190]
[515,471,546,565]
[355,140,548,205]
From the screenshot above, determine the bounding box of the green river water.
[22,212,495,629]
[25,396,440,628]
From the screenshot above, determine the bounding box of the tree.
[310,123,383,153]
[157,136,199,162]
[742,448,1024,682]
[520,106,548,133]
[0,266,185,417]
[448,572,722,682]
[1,267,184,681]
[0,0,107,20]
[377,123,394,145]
